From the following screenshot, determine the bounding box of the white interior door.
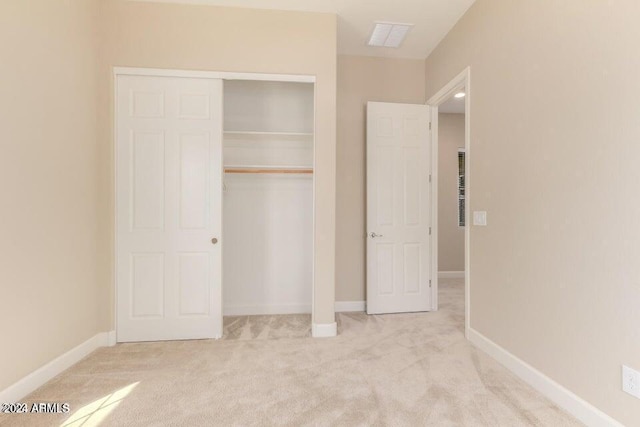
[116,75,223,342]
[366,102,432,314]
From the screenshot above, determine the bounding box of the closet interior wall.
[222,80,314,315]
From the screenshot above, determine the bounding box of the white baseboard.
[438,271,465,279]
[312,322,337,338]
[107,330,117,346]
[468,328,623,427]
[223,304,312,316]
[0,331,116,403]
[335,301,365,312]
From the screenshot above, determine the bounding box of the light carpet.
[0,279,581,426]
[223,313,311,341]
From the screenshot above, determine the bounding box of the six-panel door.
[366,102,432,314]
[116,75,223,342]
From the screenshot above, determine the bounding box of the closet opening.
[114,69,317,343]
[222,80,315,329]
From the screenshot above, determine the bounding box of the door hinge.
[429,122,432,130]
[429,279,432,288]
[429,227,432,235]
[429,174,432,183]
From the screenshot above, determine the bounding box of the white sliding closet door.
[116,75,223,342]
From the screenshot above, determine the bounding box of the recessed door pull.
[211,238,218,244]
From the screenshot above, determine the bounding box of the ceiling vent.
[367,22,414,48]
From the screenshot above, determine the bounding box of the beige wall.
[336,55,425,302]
[438,114,465,272]
[97,1,337,325]
[425,1,640,424]
[0,1,101,391]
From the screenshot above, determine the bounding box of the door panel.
[366,102,431,314]
[116,75,223,342]
[131,253,164,318]
[178,253,210,316]
[403,243,421,294]
[376,244,395,295]
[403,148,421,226]
[179,132,210,230]
[131,131,165,230]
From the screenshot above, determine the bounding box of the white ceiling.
[133,0,476,59]
[439,92,466,114]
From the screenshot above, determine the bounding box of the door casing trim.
[427,66,471,338]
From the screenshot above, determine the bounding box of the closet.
[115,71,315,343]
[222,80,314,315]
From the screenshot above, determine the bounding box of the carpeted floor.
[0,279,581,426]
[223,313,311,341]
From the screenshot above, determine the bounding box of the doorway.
[428,68,471,337]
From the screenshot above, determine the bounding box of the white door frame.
[427,67,471,338]
[113,67,317,340]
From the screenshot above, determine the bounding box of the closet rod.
[224,167,313,174]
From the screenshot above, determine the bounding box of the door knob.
[211,238,218,244]
[369,232,383,238]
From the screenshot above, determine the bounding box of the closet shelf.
[224,165,313,175]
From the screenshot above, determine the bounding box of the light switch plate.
[473,211,487,226]
[622,365,640,399]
